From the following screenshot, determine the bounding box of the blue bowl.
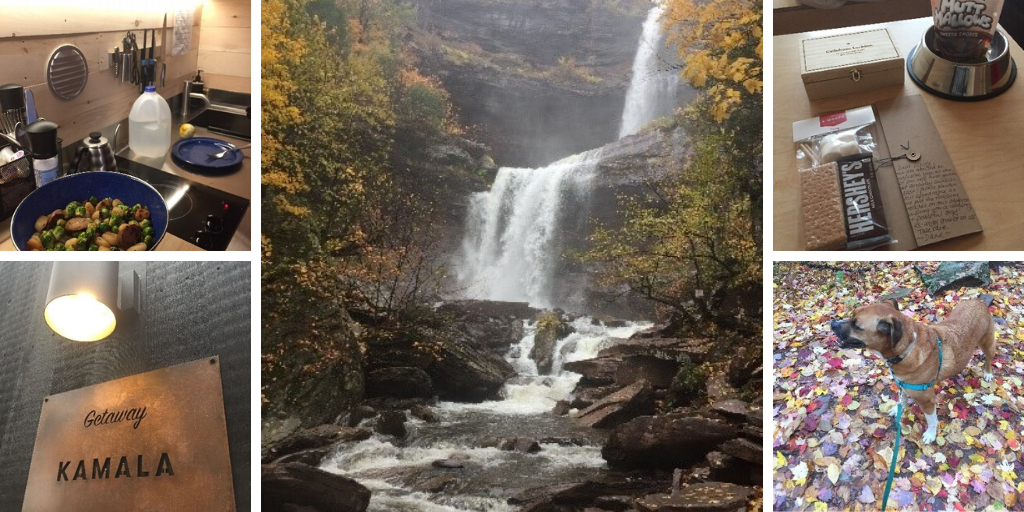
[12,171,168,251]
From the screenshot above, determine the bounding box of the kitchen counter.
[773,17,1024,251]
[0,104,251,252]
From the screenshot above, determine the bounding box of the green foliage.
[668,359,707,407]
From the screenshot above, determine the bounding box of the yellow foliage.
[663,0,762,122]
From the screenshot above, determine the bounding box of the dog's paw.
[985,372,994,382]
[922,427,937,444]
[888,404,900,417]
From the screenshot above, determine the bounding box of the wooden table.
[773,0,930,35]
[773,17,1024,250]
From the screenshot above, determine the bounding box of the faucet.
[181,81,211,118]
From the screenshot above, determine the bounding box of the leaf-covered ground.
[773,262,1024,511]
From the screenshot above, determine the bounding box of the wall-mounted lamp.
[44,262,141,342]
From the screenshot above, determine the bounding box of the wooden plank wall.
[0,5,203,145]
[199,0,251,93]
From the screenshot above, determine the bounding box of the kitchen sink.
[207,89,250,109]
[188,107,250,140]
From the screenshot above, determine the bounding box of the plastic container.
[129,85,172,158]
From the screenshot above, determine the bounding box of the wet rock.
[616,355,678,388]
[552,400,572,416]
[262,462,371,512]
[708,400,750,422]
[375,411,408,439]
[448,451,472,461]
[436,300,538,354]
[719,438,761,463]
[564,357,620,386]
[571,384,622,409]
[538,437,590,447]
[634,482,753,512]
[574,379,654,429]
[532,311,575,374]
[916,261,992,296]
[482,436,543,453]
[432,458,466,469]
[264,425,372,464]
[365,367,434,399]
[706,450,759,486]
[593,495,633,511]
[345,405,378,427]
[414,475,458,493]
[410,404,441,423]
[602,414,739,469]
[599,337,710,364]
[515,480,671,511]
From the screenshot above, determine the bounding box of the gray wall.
[0,262,251,510]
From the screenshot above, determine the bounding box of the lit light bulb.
[44,293,117,342]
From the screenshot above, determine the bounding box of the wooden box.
[800,28,905,100]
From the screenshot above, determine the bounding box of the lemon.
[179,123,196,138]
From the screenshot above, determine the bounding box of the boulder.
[432,458,466,469]
[708,400,750,422]
[427,332,517,402]
[571,384,621,409]
[262,463,371,512]
[552,400,572,416]
[616,355,679,388]
[482,436,543,453]
[634,482,753,512]
[916,261,992,295]
[719,438,761,463]
[706,450,759,486]
[532,312,575,374]
[414,475,458,493]
[574,380,654,429]
[599,337,710,364]
[410,404,442,423]
[563,357,620,386]
[345,405,378,427]
[602,414,739,469]
[436,300,538,354]
[376,411,408,439]
[263,425,372,464]
[365,367,435,399]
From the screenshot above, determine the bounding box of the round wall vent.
[47,45,89,101]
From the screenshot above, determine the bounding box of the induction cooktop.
[116,158,249,250]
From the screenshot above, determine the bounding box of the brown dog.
[830,298,996,443]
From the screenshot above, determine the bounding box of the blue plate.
[12,171,168,251]
[171,137,243,171]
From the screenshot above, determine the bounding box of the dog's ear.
[884,298,900,310]
[877,317,904,347]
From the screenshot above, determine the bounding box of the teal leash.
[881,399,904,510]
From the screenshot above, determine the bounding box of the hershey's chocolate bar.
[836,153,891,250]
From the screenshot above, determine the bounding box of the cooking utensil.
[69,132,117,173]
[24,89,37,123]
[14,122,30,150]
[170,137,244,171]
[148,29,156,86]
[208,143,249,160]
[11,171,168,251]
[140,30,147,91]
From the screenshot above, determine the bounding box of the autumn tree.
[584,0,762,336]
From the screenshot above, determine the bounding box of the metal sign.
[22,357,236,511]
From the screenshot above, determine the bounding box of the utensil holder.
[0,139,34,221]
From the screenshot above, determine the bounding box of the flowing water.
[321,318,652,511]
[320,8,676,509]
[618,4,681,138]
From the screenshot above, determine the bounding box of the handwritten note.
[875,96,982,247]
[893,160,979,245]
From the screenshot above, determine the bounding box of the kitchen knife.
[140,30,147,91]
[148,29,155,86]
[24,90,37,124]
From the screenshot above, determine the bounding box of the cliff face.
[410,0,649,167]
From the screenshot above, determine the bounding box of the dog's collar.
[891,336,943,391]
[885,332,918,365]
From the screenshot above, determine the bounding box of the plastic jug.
[128,86,172,158]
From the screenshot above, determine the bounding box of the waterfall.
[618,4,680,138]
[455,149,602,308]
[456,5,679,310]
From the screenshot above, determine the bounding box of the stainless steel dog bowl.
[908,26,1016,101]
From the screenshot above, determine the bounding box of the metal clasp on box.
[850,69,862,82]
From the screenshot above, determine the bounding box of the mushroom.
[118,223,143,250]
[44,209,65,230]
[64,217,91,232]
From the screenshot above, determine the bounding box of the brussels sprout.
[99,222,110,233]
[40,231,55,249]
[75,206,86,218]
[52,226,65,240]
[56,219,65,227]
[144,235,154,246]
[53,243,66,251]
[142,226,154,237]
[140,219,152,229]
[88,244,99,251]
[89,196,99,205]
[110,213,122,225]
[64,206,75,219]
[100,207,110,219]
[77,233,89,248]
